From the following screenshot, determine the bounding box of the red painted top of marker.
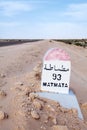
[44,48,70,61]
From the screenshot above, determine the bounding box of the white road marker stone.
[39,48,83,119]
[41,48,71,94]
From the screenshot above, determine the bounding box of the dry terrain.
[0,40,87,130]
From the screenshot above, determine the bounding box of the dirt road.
[0,40,87,130]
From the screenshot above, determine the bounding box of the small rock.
[29,93,38,101]
[71,108,78,115]
[33,63,41,72]
[31,84,34,87]
[45,105,55,112]
[31,110,40,119]
[35,72,41,80]
[82,102,87,108]
[5,113,8,119]
[0,111,5,120]
[41,125,46,130]
[51,125,68,130]
[59,107,69,113]
[0,90,6,97]
[33,66,38,72]
[33,99,42,110]
[56,102,60,107]
[67,109,78,115]
[15,82,24,86]
[0,73,6,78]
[52,118,57,125]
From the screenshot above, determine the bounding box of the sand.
[0,40,87,130]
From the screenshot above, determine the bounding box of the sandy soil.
[0,40,87,130]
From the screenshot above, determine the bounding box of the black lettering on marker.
[65,83,68,87]
[43,82,47,86]
[54,83,58,87]
[58,83,61,87]
[51,83,53,86]
[43,82,68,88]
[47,83,50,87]
[62,83,64,87]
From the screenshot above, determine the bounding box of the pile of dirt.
[9,63,87,130]
[0,40,87,130]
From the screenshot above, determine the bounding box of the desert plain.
[0,40,87,130]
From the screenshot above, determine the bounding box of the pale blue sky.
[0,0,87,39]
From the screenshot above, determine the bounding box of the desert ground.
[0,40,87,130]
